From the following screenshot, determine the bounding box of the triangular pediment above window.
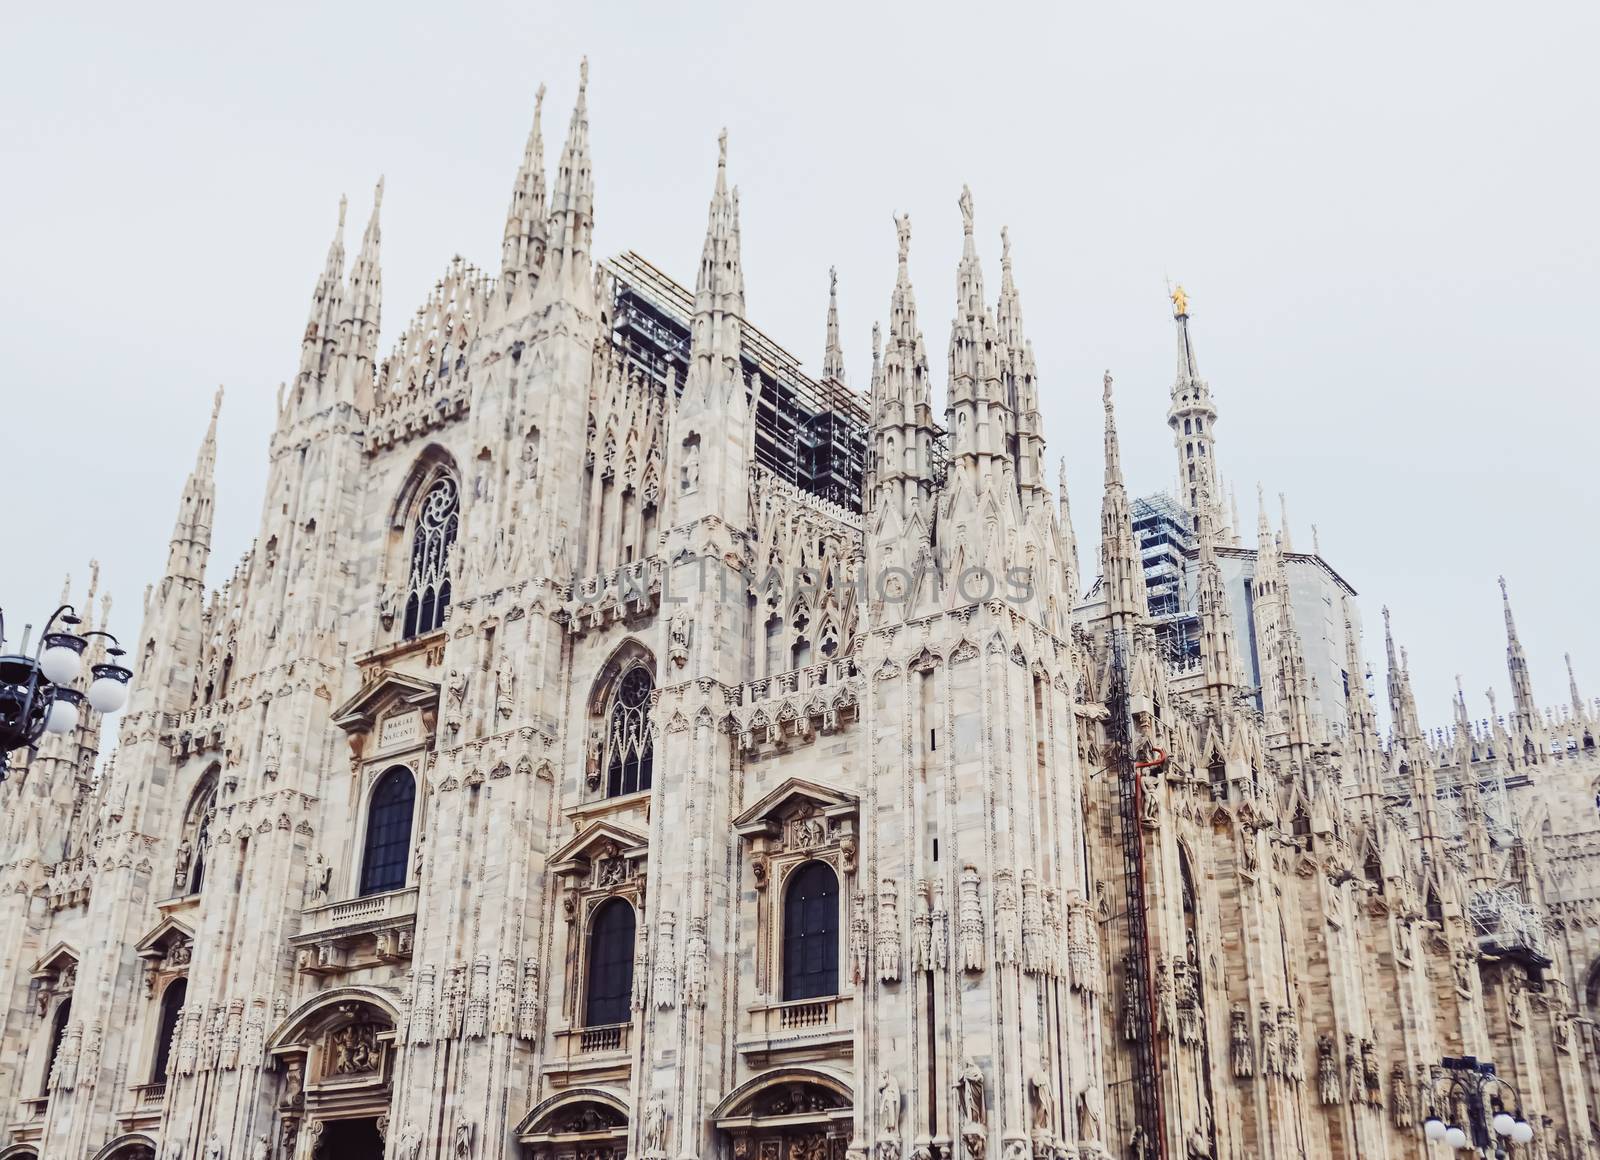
[134,915,195,962]
[30,941,79,980]
[331,669,440,735]
[549,820,649,879]
[733,777,858,839]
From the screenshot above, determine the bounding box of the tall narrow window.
[585,899,636,1026]
[359,767,416,897]
[150,977,187,1082]
[604,668,654,798]
[783,861,840,1001]
[179,773,218,897]
[403,476,459,639]
[42,996,72,1095]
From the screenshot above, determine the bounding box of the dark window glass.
[151,977,187,1081]
[783,861,840,1001]
[586,899,636,1026]
[360,767,416,896]
[605,668,654,798]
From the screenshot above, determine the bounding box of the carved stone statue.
[1317,1034,1341,1105]
[1230,1005,1253,1077]
[494,651,515,719]
[452,1121,472,1160]
[308,852,331,904]
[956,1059,986,1128]
[643,1096,668,1156]
[398,1122,424,1160]
[1076,1084,1104,1145]
[203,1135,222,1160]
[879,1071,901,1137]
[1027,1066,1055,1135]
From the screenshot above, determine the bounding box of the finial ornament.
[958,185,974,234]
[1498,575,1508,598]
[373,176,385,210]
[337,195,348,230]
[535,82,546,111]
[894,213,911,263]
[579,56,589,90]
[1171,283,1189,317]
[718,128,728,168]
[1103,369,1114,401]
[829,265,838,292]
[1001,226,1011,264]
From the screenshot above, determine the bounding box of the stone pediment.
[733,777,857,839]
[549,820,650,879]
[133,915,195,961]
[331,668,439,735]
[29,941,79,979]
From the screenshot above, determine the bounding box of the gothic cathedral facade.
[5,61,1600,1160]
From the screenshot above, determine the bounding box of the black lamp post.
[0,603,132,781]
[1420,1056,1535,1156]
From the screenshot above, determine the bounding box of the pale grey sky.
[3,0,1596,731]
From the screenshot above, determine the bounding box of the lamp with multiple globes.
[1420,1055,1536,1153]
[0,603,133,779]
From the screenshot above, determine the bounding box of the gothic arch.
[0,1146,40,1160]
[90,1133,157,1160]
[711,1066,854,1157]
[585,638,657,718]
[515,1086,629,1153]
[265,985,403,1054]
[387,444,461,532]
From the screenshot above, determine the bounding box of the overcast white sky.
[3,0,1596,731]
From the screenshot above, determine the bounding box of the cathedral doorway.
[314,1116,384,1159]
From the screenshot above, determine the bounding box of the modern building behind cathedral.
[5,60,1600,1160]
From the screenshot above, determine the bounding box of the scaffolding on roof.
[604,251,871,513]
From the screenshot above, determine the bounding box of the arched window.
[783,861,840,1001]
[177,772,218,897]
[403,476,459,639]
[42,996,71,1095]
[585,899,636,1026]
[604,668,654,798]
[359,767,416,897]
[150,977,187,1082]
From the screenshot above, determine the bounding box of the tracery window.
[585,898,636,1026]
[150,977,186,1082]
[403,476,459,639]
[359,766,416,897]
[604,668,654,798]
[782,861,840,1001]
[175,772,217,897]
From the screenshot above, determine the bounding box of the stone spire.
[666,130,751,530]
[945,186,1010,480]
[334,178,384,407]
[1499,576,1538,732]
[1341,602,1386,796]
[997,226,1046,507]
[537,58,595,306]
[1059,457,1080,603]
[297,195,346,395]
[822,266,846,383]
[165,388,223,587]
[1252,486,1284,727]
[501,82,548,298]
[1100,371,1146,621]
[1383,606,1423,746]
[1568,653,1586,720]
[866,214,937,524]
[1166,285,1221,524]
[683,128,744,405]
[1278,492,1294,554]
[1194,481,1241,698]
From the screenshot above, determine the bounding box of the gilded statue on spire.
[1171,284,1189,317]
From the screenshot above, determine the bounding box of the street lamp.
[1419,1055,1535,1155]
[0,603,132,780]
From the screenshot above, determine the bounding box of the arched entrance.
[266,986,401,1160]
[711,1069,854,1159]
[90,1135,157,1160]
[515,1088,629,1159]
